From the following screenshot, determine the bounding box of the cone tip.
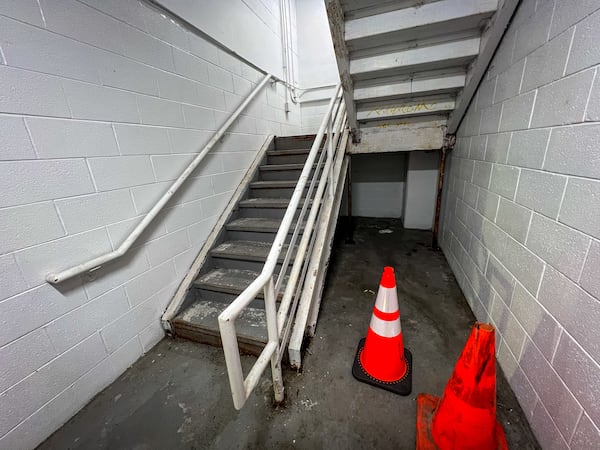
[380,266,396,288]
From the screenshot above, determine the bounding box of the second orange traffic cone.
[416,322,508,449]
[352,266,412,395]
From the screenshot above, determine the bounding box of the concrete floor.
[39,218,539,449]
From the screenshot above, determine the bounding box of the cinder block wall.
[439,0,600,447]
[0,0,300,447]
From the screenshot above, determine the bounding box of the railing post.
[265,276,284,403]
[327,104,335,198]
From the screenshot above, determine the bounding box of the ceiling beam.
[349,118,445,153]
[342,0,442,20]
[346,0,498,50]
[447,0,521,134]
[357,97,456,121]
[350,37,481,80]
[325,0,361,141]
[354,72,466,102]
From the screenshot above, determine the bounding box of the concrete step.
[195,267,260,295]
[239,197,306,208]
[274,134,319,150]
[209,239,296,271]
[194,268,285,300]
[211,240,293,263]
[260,163,310,172]
[258,163,317,181]
[172,299,267,356]
[238,197,311,219]
[239,197,292,208]
[249,180,301,198]
[267,148,313,165]
[225,217,303,242]
[268,148,312,156]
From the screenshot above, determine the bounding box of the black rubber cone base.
[352,338,413,396]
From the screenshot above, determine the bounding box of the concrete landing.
[38,218,539,449]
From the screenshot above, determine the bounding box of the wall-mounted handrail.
[218,82,347,409]
[46,73,274,284]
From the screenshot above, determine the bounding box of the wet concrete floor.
[40,218,539,449]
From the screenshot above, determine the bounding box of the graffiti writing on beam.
[367,102,435,117]
[375,121,410,129]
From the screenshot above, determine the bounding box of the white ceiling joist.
[357,97,456,121]
[346,0,498,50]
[354,72,466,102]
[350,37,481,80]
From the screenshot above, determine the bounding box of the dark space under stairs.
[171,135,324,356]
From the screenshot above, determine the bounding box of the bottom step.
[172,299,267,356]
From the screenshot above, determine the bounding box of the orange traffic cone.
[352,266,412,395]
[416,322,508,450]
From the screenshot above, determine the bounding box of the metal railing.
[218,83,348,409]
[46,74,274,285]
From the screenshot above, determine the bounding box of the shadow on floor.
[39,218,539,449]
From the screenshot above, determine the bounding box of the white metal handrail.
[46,74,274,284]
[275,102,346,339]
[218,83,348,409]
[276,108,346,366]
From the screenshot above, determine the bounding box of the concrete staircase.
[171,135,323,356]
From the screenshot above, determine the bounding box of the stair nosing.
[250,180,298,188]
[238,197,310,208]
[193,268,286,299]
[267,148,312,155]
[210,240,293,263]
[225,217,303,233]
[259,163,317,171]
[173,298,268,346]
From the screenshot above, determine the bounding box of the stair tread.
[274,135,318,150]
[211,240,293,262]
[226,217,302,233]
[250,180,299,188]
[267,148,312,156]
[260,163,317,171]
[174,299,267,344]
[239,197,307,208]
[195,268,260,294]
[194,268,288,300]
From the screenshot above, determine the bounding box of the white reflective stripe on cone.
[374,285,399,314]
[369,314,401,338]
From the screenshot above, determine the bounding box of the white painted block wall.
[0,1,300,448]
[157,0,289,80]
[439,0,600,447]
[295,0,339,134]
